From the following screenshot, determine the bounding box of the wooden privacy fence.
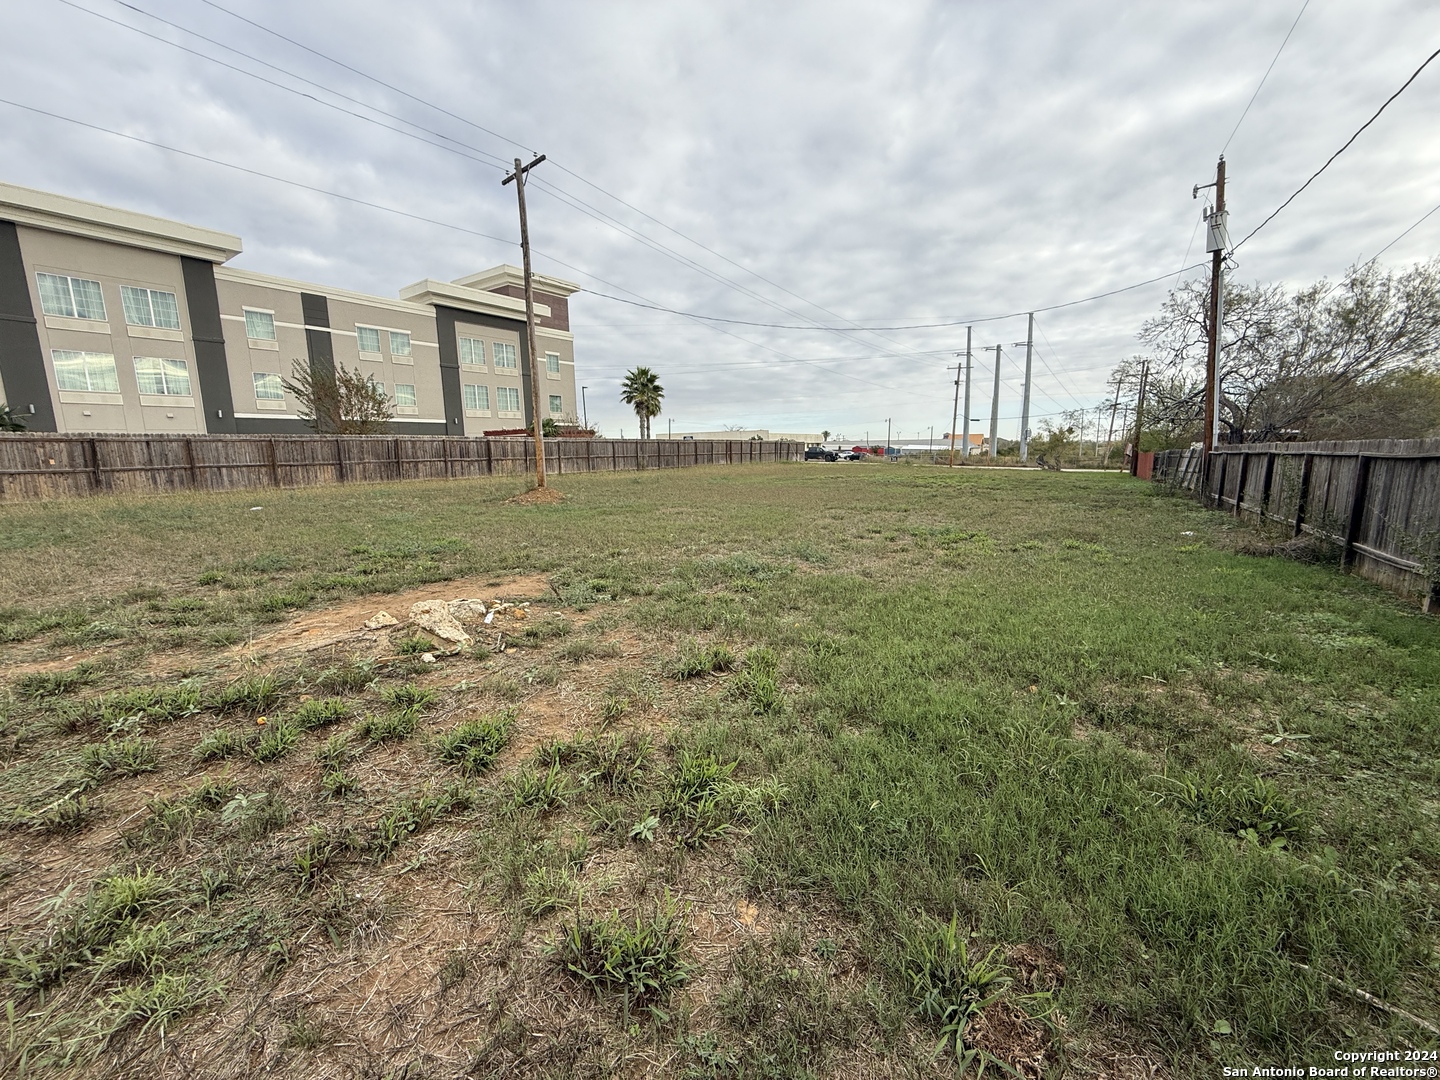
[1152,439,1440,607]
[0,434,804,502]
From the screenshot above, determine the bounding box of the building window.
[120,286,181,329]
[244,309,276,341]
[463,384,490,412]
[493,342,517,370]
[253,372,285,400]
[356,325,382,354]
[497,386,521,414]
[388,330,411,356]
[549,394,563,415]
[37,273,107,321]
[460,337,485,366]
[546,351,560,375]
[134,357,191,396]
[394,383,417,408]
[52,350,120,392]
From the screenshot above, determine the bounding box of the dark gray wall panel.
[180,257,236,434]
[301,292,334,380]
[0,220,56,431]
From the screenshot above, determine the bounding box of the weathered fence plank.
[1152,439,1440,609]
[0,434,803,503]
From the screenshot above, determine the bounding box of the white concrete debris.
[408,600,472,647]
[363,611,400,629]
[448,599,489,623]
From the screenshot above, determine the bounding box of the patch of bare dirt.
[223,573,558,664]
[506,485,566,506]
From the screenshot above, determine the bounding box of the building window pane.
[394,383,416,408]
[37,273,106,320]
[52,350,120,392]
[121,285,153,326]
[150,289,181,329]
[244,309,276,340]
[498,386,520,412]
[253,372,285,400]
[37,273,76,317]
[71,278,106,321]
[549,395,563,415]
[122,286,182,330]
[493,342,517,370]
[389,330,411,356]
[463,383,490,411]
[135,356,191,396]
[546,352,560,374]
[460,337,485,365]
[356,325,382,354]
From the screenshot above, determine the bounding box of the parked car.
[804,446,838,462]
[837,450,864,461]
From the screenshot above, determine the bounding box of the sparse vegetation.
[0,464,1436,1076]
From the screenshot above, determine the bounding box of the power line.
[166,0,956,369]
[0,94,934,402]
[1221,0,1311,154]
[1232,43,1440,253]
[581,264,1209,332]
[1362,198,1440,267]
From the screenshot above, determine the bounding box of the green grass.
[0,465,1437,1074]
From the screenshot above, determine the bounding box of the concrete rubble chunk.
[448,599,489,624]
[363,611,400,629]
[409,600,471,646]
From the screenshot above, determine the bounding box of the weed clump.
[370,783,474,859]
[355,706,422,743]
[81,736,159,781]
[729,647,782,714]
[194,727,248,761]
[252,717,302,762]
[1161,774,1310,847]
[292,697,351,730]
[436,712,514,777]
[664,640,737,680]
[901,914,1039,1073]
[210,673,284,715]
[504,762,570,816]
[552,896,691,1018]
[520,614,571,646]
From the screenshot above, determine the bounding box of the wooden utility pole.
[1199,155,1227,457]
[503,153,548,489]
[1130,358,1150,476]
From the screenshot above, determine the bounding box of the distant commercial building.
[0,182,580,435]
[654,428,822,443]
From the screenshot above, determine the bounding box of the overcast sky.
[3,0,1438,440]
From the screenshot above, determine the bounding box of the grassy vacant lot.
[0,463,1436,1078]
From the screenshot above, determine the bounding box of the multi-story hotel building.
[0,182,580,435]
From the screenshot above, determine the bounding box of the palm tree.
[620,367,664,439]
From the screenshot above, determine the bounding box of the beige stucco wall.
[326,295,444,427]
[536,329,579,425]
[453,317,526,434]
[17,224,204,433]
[214,273,446,428]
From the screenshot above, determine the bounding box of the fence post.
[1233,451,1249,517]
[485,438,493,475]
[394,437,403,481]
[335,438,346,483]
[1259,452,1276,523]
[1293,454,1314,537]
[1213,452,1229,511]
[268,438,280,487]
[1341,454,1372,570]
[184,437,199,489]
[89,437,103,493]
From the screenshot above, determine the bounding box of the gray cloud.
[3,0,1438,439]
